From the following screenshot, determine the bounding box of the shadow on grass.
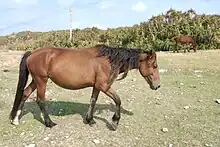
[21,101,133,130]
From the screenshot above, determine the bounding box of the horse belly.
[49,68,95,90]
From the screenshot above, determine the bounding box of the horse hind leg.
[35,76,56,128]
[11,80,36,125]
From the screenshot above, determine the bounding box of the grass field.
[0,49,220,147]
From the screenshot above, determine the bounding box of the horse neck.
[121,60,141,73]
[119,65,137,74]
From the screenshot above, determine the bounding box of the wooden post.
[69,8,72,42]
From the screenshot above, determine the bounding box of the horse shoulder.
[94,57,111,84]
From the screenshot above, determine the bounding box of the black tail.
[10,51,32,120]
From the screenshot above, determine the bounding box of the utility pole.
[69,8,72,42]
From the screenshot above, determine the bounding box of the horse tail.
[10,51,32,120]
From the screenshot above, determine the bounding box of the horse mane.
[96,44,142,80]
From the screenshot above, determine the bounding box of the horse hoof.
[11,119,19,126]
[45,121,57,128]
[84,113,96,126]
[111,121,118,131]
[84,117,96,126]
[88,119,96,126]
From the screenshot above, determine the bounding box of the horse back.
[175,36,195,44]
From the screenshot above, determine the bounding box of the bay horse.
[9,44,161,131]
[172,35,198,53]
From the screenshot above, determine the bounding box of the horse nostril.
[158,85,161,88]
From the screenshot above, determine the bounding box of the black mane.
[97,44,142,75]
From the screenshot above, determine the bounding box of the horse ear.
[147,50,154,59]
[141,50,154,60]
[144,49,153,54]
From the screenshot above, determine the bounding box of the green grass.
[0,50,220,147]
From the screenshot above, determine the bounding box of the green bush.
[2,8,220,51]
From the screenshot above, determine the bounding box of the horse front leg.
[95,71,121,130]
[176,43,180,53]
[84,87,100,125]
[193,44,197,52]
[102,87,121,131]
[173,42,178,53]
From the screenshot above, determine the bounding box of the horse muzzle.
[145,76,161,90]
[150,83,161,90]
